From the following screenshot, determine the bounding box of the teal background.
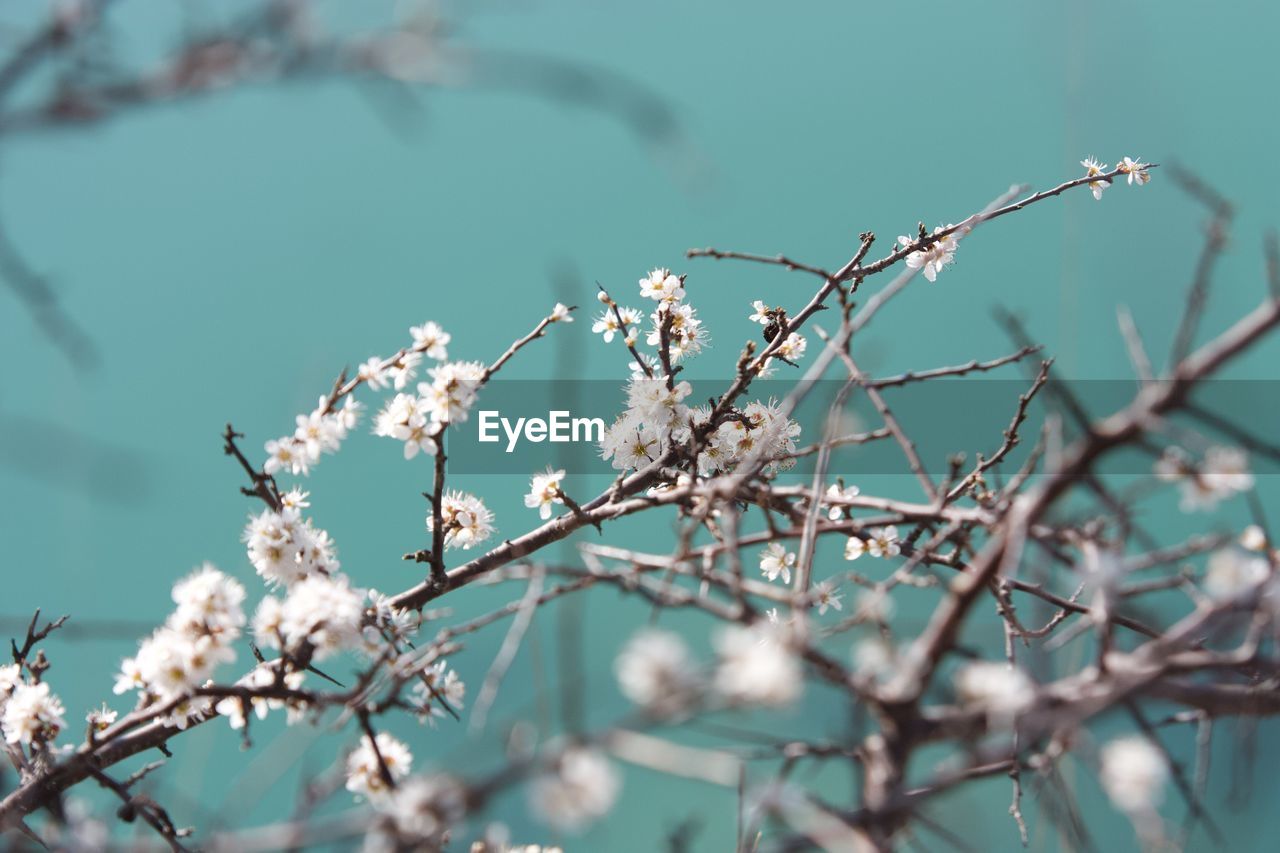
[2,1,1279,849]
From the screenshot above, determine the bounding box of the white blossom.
[954,661,1035,725]
[899,227,958,282]
[428,490,495,550]
[614,629,698,716]
[713,622,802,707]
[410,321,451,360]
[748,300,770,325]
[378,774,466,845]
[169,563,247,640]
[592,305,641,343]
[759,542,796,584]
[626,377,692,430]
[1118,156,1151,186]
[638,267,684,303]
[359,356,391,390]
[388,351,423,390]
[413,660,466,724]
[264,436,310,477]
[86,703,117,733]
[2,681,67,746]
[243,508,340,587]
[1203,549,1268,601]
[1241,525,1269,552]
[524,467,566,520]
[824,483,860,520]
[419,361,485,425]
[1100,736,1167,813]
[347,732,413,802]
[1081,156,1109,200]
[549,303,574,323]
[374,392,439,460]
[255,574,365,660]
[529,746,621,832]
[813,581,843,615]
[847,526,900,560]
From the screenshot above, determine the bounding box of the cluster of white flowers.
[264,396,363,477]
[215,666,306,730]
[595,271,803,478]
[898,227,959,282]
[713,622,803,708]
[373,360,486,459]
[824,482,860,519]
[346,731,414,802]
[613,629,700,717]
[359,321,451,394]
[1203,548,1270,601]
[1081,155,1151,201]
[366,773,467,850]
[599,377,693,471]
[953,660,1036,727]
[529,746,621,832]
[691,399,803,477]
[243,490,340,587]
[1099,735,1167,814]
[524,467,566,520]
[114,564,246,726]
[412,659,467,725]
[254,574,366,661]
[1155,446,1254,511]
[1,665,67,748]
[845,526,901,560]
[592,301,642,345]
[427,490,495,550]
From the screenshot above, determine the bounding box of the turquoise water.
[3,1,1279,849]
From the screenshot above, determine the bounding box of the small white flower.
[1203,549,1269,601]
[0,663,20,695]
[549,303,574,323]
[856,589,895,623]
[844,535,866,561]
[853,637,896,680]
[759,542,796,584]
[868,526,901,559]
[825,483,860,520]
[387,351,422,390]
[954,661,1035,726]
[428,491,496,550]
[358,357,390,390]
[255,575,365,660]
[86,704,117,732]
[638,267,684,303]
[264,437,310,477]
[524,467,567,520]
[899,227,958,282]
[748,300,770,324]
[614,629,699,716]
[1100,736,1167,813]
[2,681,67,746]
[1081,157,1109,200]
[1118,156,1151,186]
[410,321,451,360]
[1241,525,1269,552]
[529,747,621,832]
[592,306,641,343]
[346,732,413,802]
[713,622,802,707]
[813,581,843,615]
